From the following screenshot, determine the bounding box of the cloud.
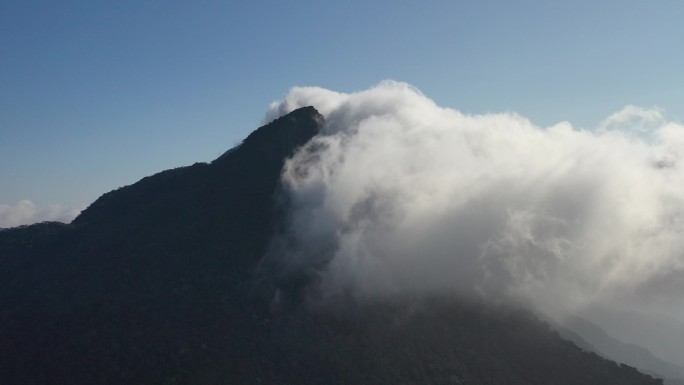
[0,200,82,228]
[265,81,684,323]
[598,105,666,136]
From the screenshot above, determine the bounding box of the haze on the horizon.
[1,0,683,227]
[266,81,684,368]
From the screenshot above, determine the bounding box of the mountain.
[0,107,664,384]
[558,317,684,384]
[580,305,684,370]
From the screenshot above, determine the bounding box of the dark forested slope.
[0,107,663,384]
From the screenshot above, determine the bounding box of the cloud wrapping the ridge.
[0,200,81,228]
[266,81,684,318]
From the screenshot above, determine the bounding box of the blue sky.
[1,0,683,225]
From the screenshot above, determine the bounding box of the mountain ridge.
[0,106,665,384]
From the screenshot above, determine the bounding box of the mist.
[264,81,684,363]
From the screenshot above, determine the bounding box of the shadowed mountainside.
[0,106,664,384]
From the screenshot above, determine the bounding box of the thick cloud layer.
[0,200,81,228]
[266,81,684,322]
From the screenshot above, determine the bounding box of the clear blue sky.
[1,0,683,220]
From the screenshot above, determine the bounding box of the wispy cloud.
[598,105,666,135]
[0,200,82,228]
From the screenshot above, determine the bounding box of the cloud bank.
[265,81,684,322]
[0,200,81,228]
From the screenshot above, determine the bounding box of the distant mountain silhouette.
[579,305,684,370]
[0,107,664,384]
[558,317,684,384]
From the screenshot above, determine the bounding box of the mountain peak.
[216,105,321,163]
[73,106,322,228]
[0,105,666,385]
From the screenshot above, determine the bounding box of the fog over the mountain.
[267,81,684,364]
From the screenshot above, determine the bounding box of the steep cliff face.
[0,107,663,385]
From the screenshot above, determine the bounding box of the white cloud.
[265,81,684,323]
[598,105,666,136]
[0,200,81,228]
